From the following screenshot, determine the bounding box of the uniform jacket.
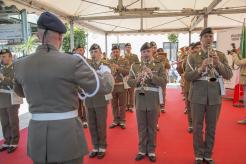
[184,50,232,105]
[0,64,14,108]
[109,56,129,92]
[127,59,166,111]
[85,59,112,108]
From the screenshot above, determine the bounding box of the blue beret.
[37,12,66,34]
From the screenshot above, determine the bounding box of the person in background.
[156,48,170,113]
[185,27,232,164]
[231,49,246,124]
[150,41,158,60]
[124,43,139,112]
[183,42,201,133]
[109,45,129,129]
[0,49,20,153]
[74,45,88,128]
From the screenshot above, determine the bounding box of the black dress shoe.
[109,123,117,129]
[89,151,98,158]
[195,159,203,164]
[0,146,8,152]
[148,155,156,162]
[7,146,17,153]
[204,158,214,164]
[188,127,193,133]
[97,152,105,159]
[135,154,145,161]
[120,124,126,129]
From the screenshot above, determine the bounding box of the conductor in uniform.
[13,12,114,164]
[124,43,139,112]
[128,42,166,162]
[109,45,129,129]
[85,43,114,159]
[184,28,232,164]
[0,49,20,153]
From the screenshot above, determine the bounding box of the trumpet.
[207,43,217,82]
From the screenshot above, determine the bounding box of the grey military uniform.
[13,45,113,163]
[127,60,166,154]
[0,64,20,147]
[184,50,232,158]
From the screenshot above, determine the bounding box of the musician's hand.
[136,73,143,83]
[112,64,120,70]
[200,59,209,71]
[212,52,220,66]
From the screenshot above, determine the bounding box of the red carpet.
[0,88,246,164]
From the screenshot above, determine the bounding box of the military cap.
[158,52,167,56]
[0,49,11,55]
[140,42,151,51]
[200,27,213,37]
[150,41,157,47]
[125,43,131,47]
[191,42,201,49]
[111,45,120,51]
[37,12,66,34]
[89,43,101,51]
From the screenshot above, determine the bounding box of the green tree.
[62,25,87,53]
[168,33,179,43]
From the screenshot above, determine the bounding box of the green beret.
[111,45,120,51]
[140,42,151,51]
[125,43,131,47]
[150,41,157,47]
[89,43,101,51]
[200,27,213,37]
[0,49,11,55]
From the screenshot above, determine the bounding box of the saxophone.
[139,62,149,96]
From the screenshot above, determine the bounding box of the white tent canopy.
[3,0,246,34]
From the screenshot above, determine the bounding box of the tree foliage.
[168,33,179,43]
[62,25,87,53]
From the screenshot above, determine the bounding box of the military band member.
[231,49,246,124]
[184,28,232,164]
[85,44,114,159]
[183,42,201,133]
[128,42,166,162]
[124,43,139,112]
[150,41,158,60]
[109,45,129,129]
[74,45,88,128]
[0,49,20,153]
[156,50,170,113]
[13,12,114,164]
